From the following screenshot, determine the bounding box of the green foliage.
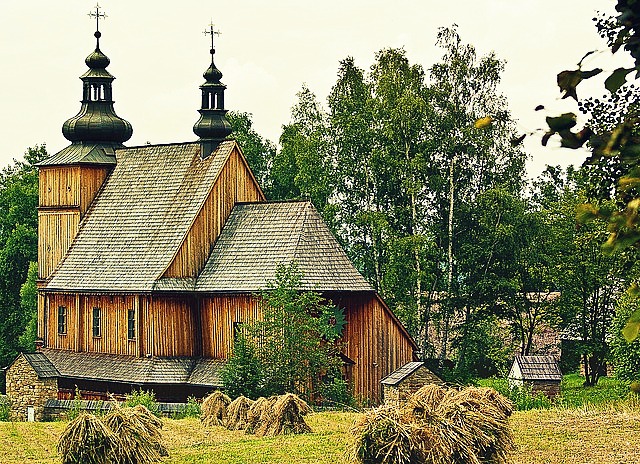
[171,397,201,419]
[221,330,264,399]
[0,395,9,421]
[66,387,84,421]
[223,263,343,400]
[558,374,631,407]
[227,111,276,190]
[318,368,355,409]
[18,262,37,352]
[611,291,640,381]
[479,378,552,411]
[0,145,47,373]
[124,389,161,417]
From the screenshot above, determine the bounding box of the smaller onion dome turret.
[193,24,232,158]
[62,28,132,145]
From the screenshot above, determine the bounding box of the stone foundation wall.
[6,354,58,421]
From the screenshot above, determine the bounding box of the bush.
[171,396,201,419]
[611,292,640,382]
[66,387,84,421]
[478,378,552,411]
[0,395,10,421]
[319,371,355,408]
[124,389,161,417]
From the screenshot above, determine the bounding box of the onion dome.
[62,30,132,145]
[194,26,232,158]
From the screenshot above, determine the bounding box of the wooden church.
[6,13,415,419]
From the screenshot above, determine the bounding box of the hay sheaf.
[350,386,515,464]
[201,391,232,427]
[103,407,167,463]
[254,393,313,437]
[225,396,254,431]
[57,413,119,464]
[245,396,278,435]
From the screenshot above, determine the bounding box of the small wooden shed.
[508,355,562,398]
[381,362,444,405]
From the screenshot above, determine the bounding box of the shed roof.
[45,141,233,292]
[22,352,59,378]
[510,355,562,381]
[39,348,224,387]
[380,361,443,386]
[193,201,373,292]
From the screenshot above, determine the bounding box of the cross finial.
[203,21,221,62]
[88,3,107,48]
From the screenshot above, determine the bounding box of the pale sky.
[0,0,634,180]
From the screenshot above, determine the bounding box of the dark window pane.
[57,306,67,334]
[92,307,101,337]
[128,309,135,340]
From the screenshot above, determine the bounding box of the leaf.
[576,203,599,223]
[605,67,634,93]
[622,310,640,342]
[577,50,596,67]
[629,283,640,298]
[510,134,526,147]
[535,105,545,111]
[474,116,493,129]
[580,68,603,79]
[559,126,592,149]
[557,70,582,100]
[546,113,577,132]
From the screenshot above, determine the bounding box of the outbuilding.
[381,362,444,405]
[508,355,562,398]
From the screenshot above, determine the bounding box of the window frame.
[92,307,101,338]
[127,309,136,340]
[57,306,67,335]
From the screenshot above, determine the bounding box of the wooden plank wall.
[44,294,76,350]
[200,295,262,358]
[83,295,137,355]
[164,148,264,278]
[144,296,196,357]
[38,211,80,279]
[38,166,110,280]
[333,293,415,403]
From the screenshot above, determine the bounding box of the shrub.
[124,389,161,417]
[319,371,355,408]
[0,395,10,421]
[611,292,640,382]
[66,387,84,421]
[172,396,201,419]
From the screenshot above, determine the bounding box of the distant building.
[381,361,444,405]
[508,355,562,398]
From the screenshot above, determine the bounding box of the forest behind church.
[2,10,640,390]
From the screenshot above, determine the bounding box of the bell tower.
[37,4,133,283]
[193,22,232,158]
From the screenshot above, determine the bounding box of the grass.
[1,407,639,463]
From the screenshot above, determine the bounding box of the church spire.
[62,3,132,146]
[193,22,232,158]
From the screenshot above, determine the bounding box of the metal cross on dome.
[88,3,107,33]
[204,21,221,59]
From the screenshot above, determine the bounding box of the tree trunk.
[439,154,457,362]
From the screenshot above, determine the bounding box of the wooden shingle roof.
[45,141,234,292]
[194,201,373,292]
[40,349,224,387]
[510,355,562,382]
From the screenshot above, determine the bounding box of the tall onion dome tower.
[193,23,232,158]
[36,5,133,284]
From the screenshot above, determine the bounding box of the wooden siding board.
[164,148,264,278]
